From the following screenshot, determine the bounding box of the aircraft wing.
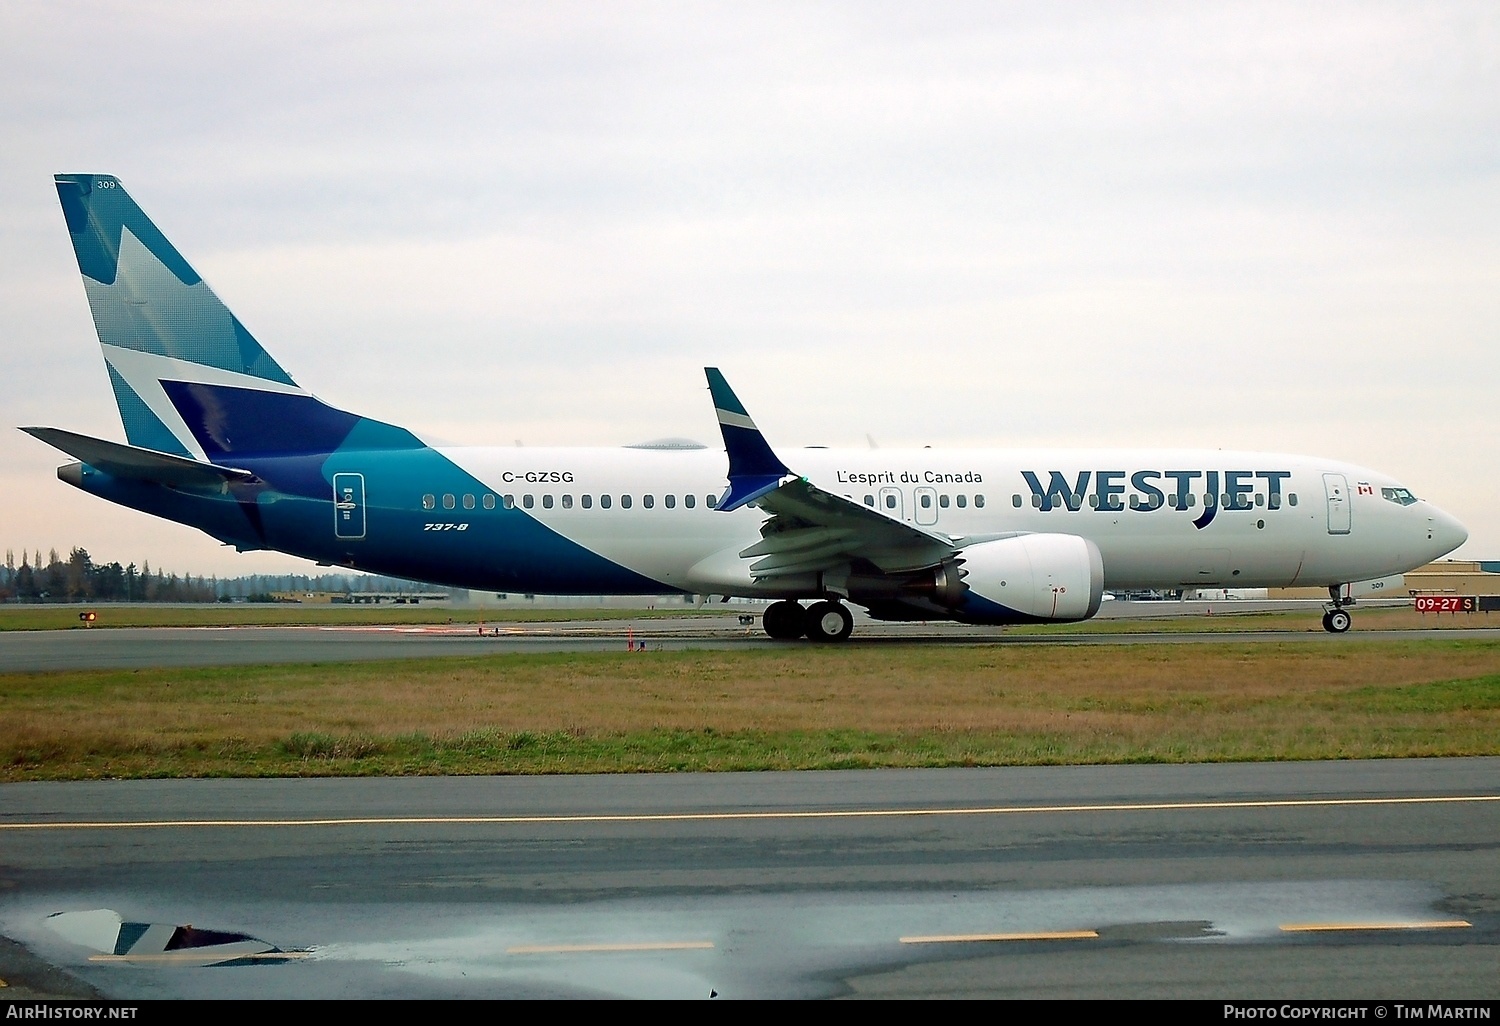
[705,369,955,580]
[21,426,255,489]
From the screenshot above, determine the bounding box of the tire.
[762,600,806,640]
[1327,609,1352,633]
[804,600,853,642]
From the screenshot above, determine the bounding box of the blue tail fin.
[54,175,418,459]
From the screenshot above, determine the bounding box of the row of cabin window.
[421,492,720,511]
[1007,492,1301,510]
[864,493,987,510]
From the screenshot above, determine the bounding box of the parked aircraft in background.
[24,176,1468,640]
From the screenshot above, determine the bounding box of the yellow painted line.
[507,941,714,955]
[88,950,311,963]
[1280,920,1471,933]
[2,793,1496,831]
[902,930,1098,944]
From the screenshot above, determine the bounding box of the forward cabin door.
[1323,473,1351,535]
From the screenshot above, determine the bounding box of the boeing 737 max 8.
[23,175,1468,640]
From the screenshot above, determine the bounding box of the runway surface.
[2,759,1497,998]
[6,616,1499,671]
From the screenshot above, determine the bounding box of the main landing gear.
[1321,585,1353,634]
[761,599,854,642]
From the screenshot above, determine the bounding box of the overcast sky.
[2,1,1496,576]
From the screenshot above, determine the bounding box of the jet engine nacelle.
[954,533,1106,623]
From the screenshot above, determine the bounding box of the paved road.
[6,617,1499,671]
[2,759,1496,998]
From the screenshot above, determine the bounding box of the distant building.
[1266,559,1499,600]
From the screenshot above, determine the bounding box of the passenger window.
[1011,494,1021,508]
[885,494,896,509]
[1268,495,1280,510]
[957,495,967,508]
[561,494,573,509]
[1186,494,1196,507]
[1031,494,1040,508]
[975,494,985,508]
[920,494,932,509]
[503,494,515,509]
[864,494,875,507]
[1204,493,1216,507]
[643,495,654,509]
[685,494,696,509]
[463,494,475,510]
[482,494,495,510]
[940,494,950,508]
[601,495,612,509]
[1255,493,1264,507]
[422,494,435,510]
[706,494,717,508]
[621,495,632,509]
[665,494,676,509]
[582,494,592,509]
[1289,493,1299,506]
[523,494,534,509]
[442,494,456,509]
[542,494,554,509]
[1088,494,1099,509]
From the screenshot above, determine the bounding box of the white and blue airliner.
[24,175,1468,640]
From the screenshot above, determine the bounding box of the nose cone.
[1427,507,1468,559]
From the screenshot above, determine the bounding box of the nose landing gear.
[1322,585,1353,633]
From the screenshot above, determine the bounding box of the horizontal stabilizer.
[21,426,254,488]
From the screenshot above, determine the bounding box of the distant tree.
[66,547,93,601]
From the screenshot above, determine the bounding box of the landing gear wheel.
[1325,609,1352,634]
[804,600,854,643]
[762,600,806,640]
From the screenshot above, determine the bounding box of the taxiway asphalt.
[6,616,1500,671]
[1,759,1497,998]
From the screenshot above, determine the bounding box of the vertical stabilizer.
[54,174,302,458]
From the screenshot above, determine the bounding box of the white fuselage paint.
[438,446,1466,596]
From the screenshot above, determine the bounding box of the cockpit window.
[1381,487,1418,506]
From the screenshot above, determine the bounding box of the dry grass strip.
[2,641,1497,779]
